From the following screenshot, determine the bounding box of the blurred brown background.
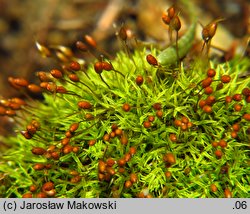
[0,0,249,136]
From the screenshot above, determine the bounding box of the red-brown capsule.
[106,158,115,167]
[174,119,182,127]
[76,41,88,52]
[115,128,123,136]
[0,106,6,115]
[165,171,172,179]
[103,133,110,142]
[169,133,177,142]
[68,73,80,82]
[102,61,113,71]
[36,192,47,198]
[62,145,72,154]
[163,153,176,164]
[31,120,40,130]
[45,189,56,197]
[46,82,57,93]
[148,115,155,122]
[40,82,49,89]
[225,96,232,103]
[206,95,216,106]
[78,101,92,109]
[146,54,158,66]
[56,86,67,94]
[232,94,242,101]
[118,167,125,174]
[11,97,26,106]
[124,153,131,162]
[98,173,105,181]
[8,102,21,110]
[202,77,213,88]
[98,160,106,173]
[71,175,81,183]
[111,124,118,131]
[117,158,126,167]
[221,75,231,83]
[8,77,21,89]
[143,121,151,128]
[234,104,242,112]
[31,147,46,155]
[202,22,217,42]
[207,69,216,77]
[224,188,232,198]
[202,105,212,113]
[216,82,224,91]
[106,167,116,176]
[156,110,163,118]
[27,84,42,94]
[129,147,136,156]
[72,146,79,153]
[232,123,240,132]
[167,6,175,18]
[120,135,128,145]
[246,96,250,103]
[37,71,52,82]
[153,102,162,110]
[69,123,79,132]
[94,61,103,74]
[242,88,250,96]
[219,139,227,148]
[170,15,181,31]
[181,123,188,131]
[124,180,132,188]
[51,151,60,160]
[50,69,63,79]
[22,193,33,198]
[21,130,32,139]
[162,13,171,25]
[231,131,237,138]
[84,35,97,48]
[243,113,250,121]
[33,163,45,170]
[88,139,96,146]
[211,141,218,147]
[65,130,73,138]
[204,86,213,95]
[5,109,16,116]
[70,61,81,71]
[136,75,144,86]
[85,113,93,120]
[119,26,127,41]
[199,100,206,108]
[181,116,189,124]
[42,181,54,192]
[122,103,131,112]
[29,185,37,192]
[110,131,116,138]
[214,150,223,159]
[210,184,217,192]
[130,173,138,183]
[26,124,37,135]
[14,78,29,87]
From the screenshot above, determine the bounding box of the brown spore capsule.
[146,54,158,66]
[50,69,63,79]
[78,101,92,109]
[27,84,42,94]
[94,61,103,74]
[102,61,113,71]
[70,61,81,71]
[31,147,46,155]
[84,35,97,48]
